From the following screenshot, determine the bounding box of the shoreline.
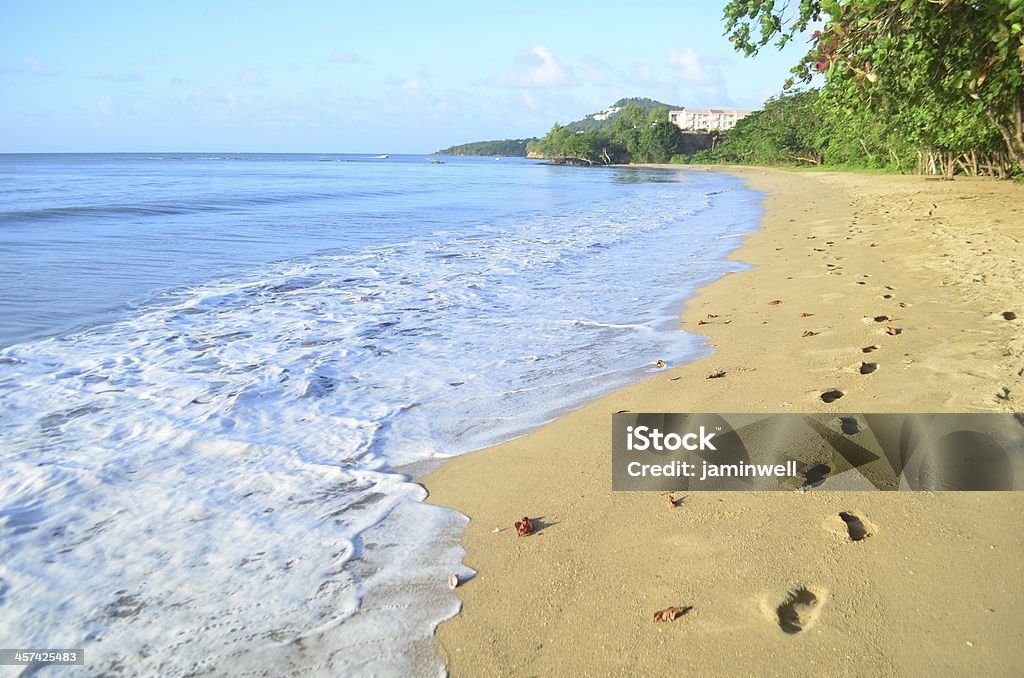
[422,167,1024,675]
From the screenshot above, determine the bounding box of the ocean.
[0,153,761,674]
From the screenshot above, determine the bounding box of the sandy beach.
[423,168,1024,676]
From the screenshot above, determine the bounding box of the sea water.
[0,154,761,674]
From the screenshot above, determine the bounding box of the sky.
[0,1,816,153]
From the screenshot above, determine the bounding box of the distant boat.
[429,158,445,164]
[372,154,388,159]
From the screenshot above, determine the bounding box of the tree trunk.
[984,104,1024,172]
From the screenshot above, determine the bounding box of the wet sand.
[423,168,1024,676]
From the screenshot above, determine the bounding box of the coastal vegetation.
[434,138,538,157]
[527,104,712,165]
[706,0,1024,177]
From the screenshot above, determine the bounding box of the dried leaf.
[706,370,726,379]
[667,495,676,508]
[802,330,818,337]
[514,516,534,537]
[885,326,902,336]
[768,300,782,305]
[653,605,692,622]
[800,312,813,317]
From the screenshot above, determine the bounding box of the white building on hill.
[669,108,752,132]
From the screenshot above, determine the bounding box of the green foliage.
[447,98,684,163]
[531,104,699,164]
[564,97,681,133]
[722,0,1024,171]
[690,90,828,165]
[435,138,537,157]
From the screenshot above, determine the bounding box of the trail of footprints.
[812,226,1021,406]
[815,282,903,405]
[766,511,875,635]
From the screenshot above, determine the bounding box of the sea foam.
[0,161,760,674]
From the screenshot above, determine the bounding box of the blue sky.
[0,1,815,153]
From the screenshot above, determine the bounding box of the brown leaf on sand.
[667,495,676,508]
[514,516,534,537]
[886,326,902,336]
[800,312,814,317]
[706,370,726,379]
[802,330,818,337]
[768,299,782,305]
[653,606,692,622]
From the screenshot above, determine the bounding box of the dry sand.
[423,168,1024,676]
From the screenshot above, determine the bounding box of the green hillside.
[434,138,538,157]
[436,98,681,157]
[563,97,680,133]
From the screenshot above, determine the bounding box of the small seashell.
[655,359,666,368]
[448,573,460,589]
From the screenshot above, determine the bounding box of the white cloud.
[495,45,576,89]
[579,56,610,86]
[631,63,657,84]
[667,48,720,87]
[96,96,115,116]
[25,57,63,77]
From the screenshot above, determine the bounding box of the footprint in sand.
[839,417,860,435]
[859,362,877,375]
[838,512,875,541]
[828,511,877,542]
[773,585,829,634]
[820,389,844,404]
[861,345,879,354]
[1001,311,1017,321]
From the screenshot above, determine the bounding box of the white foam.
[0,171,761,673]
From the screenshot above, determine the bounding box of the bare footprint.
[774,586,828,634]
[827,512,878,542]
[861,345,879,353]
[820,389,844,403]
[859,362,877,375]
[839,512,875,541]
